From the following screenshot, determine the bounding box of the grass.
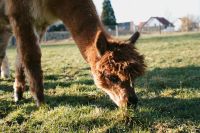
[0,32,200,132]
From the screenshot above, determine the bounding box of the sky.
[93,0,200,24]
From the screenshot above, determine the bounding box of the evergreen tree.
[101,0,117,30]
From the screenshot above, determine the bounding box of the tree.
[181,17,192,31]
[101,0,117,30]
[181,15,199,32]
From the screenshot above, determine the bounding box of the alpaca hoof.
[14,91,23,102]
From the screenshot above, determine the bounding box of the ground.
[0,32,200,132]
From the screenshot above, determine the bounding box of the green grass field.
[0,33,200,132]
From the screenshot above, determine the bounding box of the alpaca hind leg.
[1,55,10,78]
[13,54,26,102]
[9,13,44,106]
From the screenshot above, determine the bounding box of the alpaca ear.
[96,32,108,57]
[129,31,140,45]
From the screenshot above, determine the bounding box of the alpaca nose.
[127,95,138,108]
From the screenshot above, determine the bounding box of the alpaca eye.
[108,75,120,83]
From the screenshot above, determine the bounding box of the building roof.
[143,17,174,27]
[155,17,173,26]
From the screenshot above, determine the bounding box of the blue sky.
[93,0,200,24]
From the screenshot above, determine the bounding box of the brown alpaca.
[5,0,146,107]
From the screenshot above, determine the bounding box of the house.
[117,21,135,32]
[141,17,174,33]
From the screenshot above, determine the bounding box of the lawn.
[0,32,200,132]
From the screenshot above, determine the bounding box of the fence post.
[115,25,119,37]
[44,32,47,42]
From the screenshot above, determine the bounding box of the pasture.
[0,33,200,132]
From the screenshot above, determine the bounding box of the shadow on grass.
[44,76,94,90]
[107,97,200,132]
[44,81,71,90]
[0,97,36,119]
[0,100,15,119]
[0,84,13,92]
[0,78,14,92]
[44,79,94,90]
[139,97,200,121]
[137,66,200,94]
[43,67,92,90]
[45,94,116,110]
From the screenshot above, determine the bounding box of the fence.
[104,22,136,36]
[41,26,135,42]
[42,31,71,42]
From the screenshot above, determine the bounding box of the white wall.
[174,19,182,31]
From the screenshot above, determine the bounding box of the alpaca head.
[91,32,146,107]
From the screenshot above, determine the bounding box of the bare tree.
[181,15,199,32]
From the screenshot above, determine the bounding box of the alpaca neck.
[69,24,102,62]
[73,27,106,69]
[56,0,108,65]
[63,17,106,65]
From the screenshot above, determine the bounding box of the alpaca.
[6,0,146,107]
